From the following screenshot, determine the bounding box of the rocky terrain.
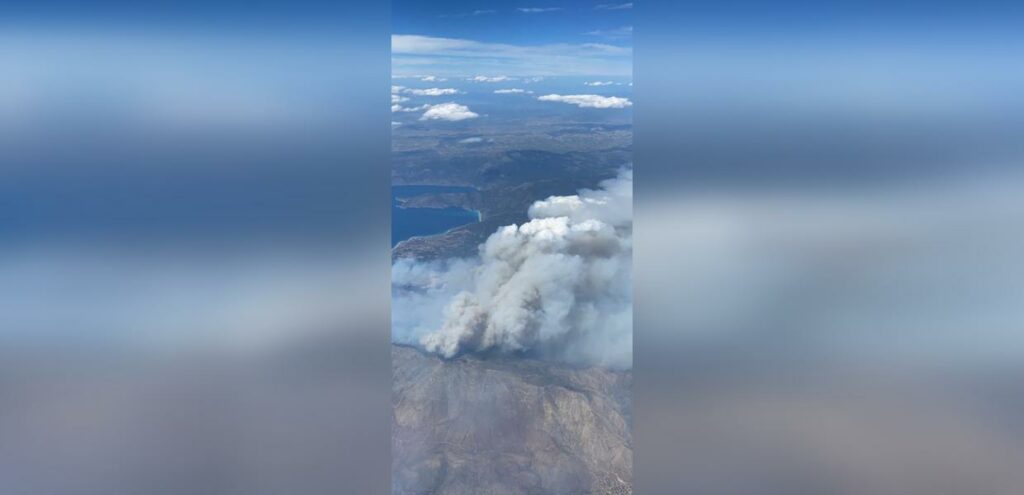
[392,345,632,494]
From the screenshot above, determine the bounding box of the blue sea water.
[392,186,479,247]
[393,185,476,198]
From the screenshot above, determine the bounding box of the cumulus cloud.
[393,86,461,96]
[494,88,532,94]
[420,75,447,82]
[538,94,633,108]
[392,94,409,104]
[518,7,562,13]
[419,102,479,121]
[585,81,615,86]
[458,137,484,144]
[393,170,633,369]
[404,87,461,96]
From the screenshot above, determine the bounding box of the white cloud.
[393,35,478,54]
[494,88,533,94]
[586,26,633,39]
[596,2,633,9]
[392,104,429,113]
[458,137,484,144]
[470,75,513,83]
[420,75,447,82]
[419,102,479,121]
[391,121,401,127]
[392,34,631,77]
[439,9,496,18]
[404,87,461,96]
[393,85,461,96]
[538,94,632,108]
[518,7,562,13]
[585,81,615,86]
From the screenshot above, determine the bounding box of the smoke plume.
[392,170,632,369]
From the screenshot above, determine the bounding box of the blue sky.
[392,0,632,77]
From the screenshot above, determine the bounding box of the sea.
[392,185,479,247]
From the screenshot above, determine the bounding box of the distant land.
[392,140,630,260]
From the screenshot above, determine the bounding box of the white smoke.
[392,169,632,369]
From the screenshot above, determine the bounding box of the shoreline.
[391,207,483,251]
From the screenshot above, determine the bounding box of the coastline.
[391,205,483,252]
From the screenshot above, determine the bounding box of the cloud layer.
[404,88,461,96]
[391,104,428,113]
[585,26,633,39]
[518,7,562,13]
[595,2,633,10]
[392,35,631,77]
[538,94,633,108]
[393,86,461,96]
[471,75,512,82]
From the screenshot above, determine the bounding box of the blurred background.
[5,0,1024,493]
[635,1,1024,493]
[0,2,391,493]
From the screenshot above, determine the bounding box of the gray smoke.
[392,170,632,369]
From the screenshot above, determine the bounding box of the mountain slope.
[392,345,632,495]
